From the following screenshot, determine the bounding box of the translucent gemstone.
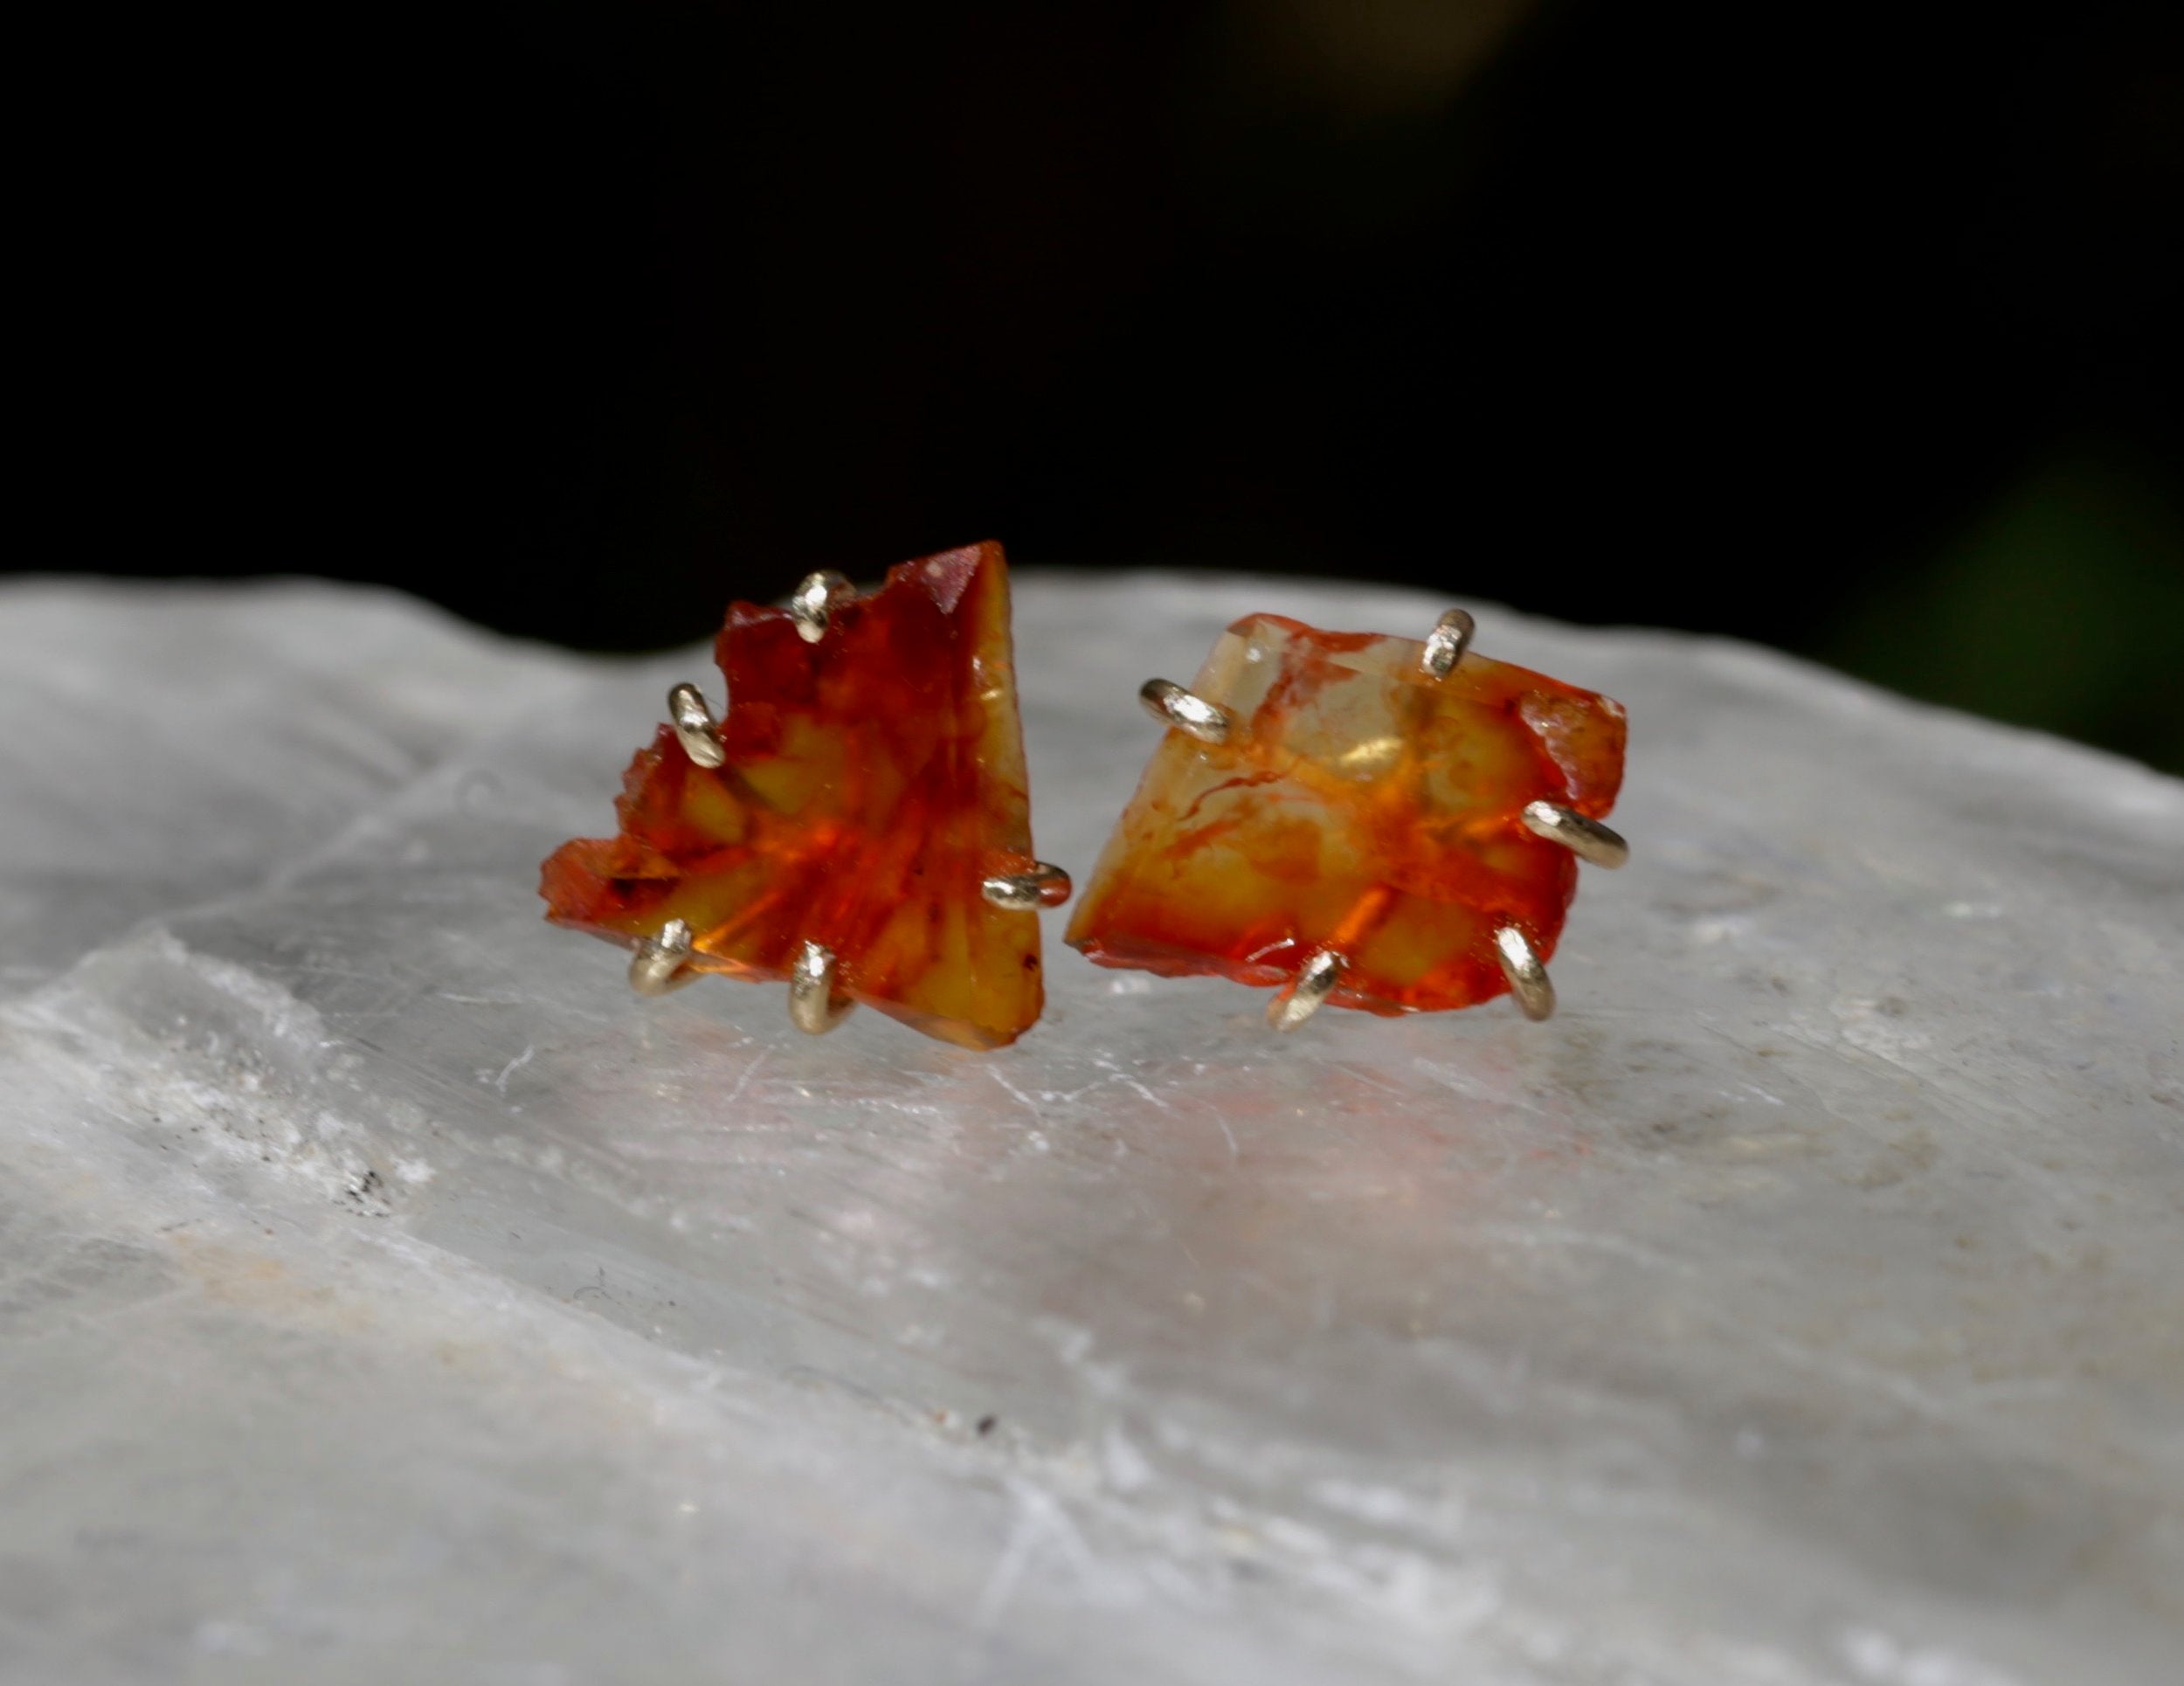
[540,542,1052,1049]
[1066,613,1627,1014]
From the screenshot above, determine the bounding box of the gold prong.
[981,863,1074,910]
[1520,800,1629,868]
[629,918,698,996]
[789,571,856,644]
[1493,925,1555,1020]
[667,684,726,769]
[1268,949,1345,1032]
[1420,608,1476,679]
[1139,678,1234,745]
[788,940,854,1033]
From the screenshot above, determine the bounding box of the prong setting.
[1139,678,1235,745]
[628,918,698,996]
[1268,948,1345,1032]
[1520,800,1629,868]
[1420,608,1476,679]
[788,939,854,1034]
[1493,925,1555,1020]
[981,863,1074,911]
[667,683,726,769]
[789,570,857,644]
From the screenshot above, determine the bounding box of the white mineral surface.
[2,575,2179,1686]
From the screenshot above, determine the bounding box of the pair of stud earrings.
[539,541,1628,1050]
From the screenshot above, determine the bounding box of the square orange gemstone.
[1066,613,1627,1015]
[540,542,1053,1049]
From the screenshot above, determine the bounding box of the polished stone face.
[541,542,1050,1048]
[1068,613,1627,1014]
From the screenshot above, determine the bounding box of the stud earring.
[540,542,1070,1049]
[1065,605,1627,1029]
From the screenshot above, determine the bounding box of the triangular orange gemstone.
[541,542,1050,1048]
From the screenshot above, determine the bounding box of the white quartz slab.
[2,574,2179,1685]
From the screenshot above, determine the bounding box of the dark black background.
[35,1,2184,766]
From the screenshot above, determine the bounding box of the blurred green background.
[1828,442,2182,770]
[27,0,2183,770]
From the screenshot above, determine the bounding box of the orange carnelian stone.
[1067,614,1626,1015]
[540,542,1051,1049]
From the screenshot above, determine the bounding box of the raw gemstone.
[1067,613,1627,1014]
[541,542,1051,1048]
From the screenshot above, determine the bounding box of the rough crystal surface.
[1069,613,1626,1013]
[541,542,1047,1048]
[2,574,2181,1686]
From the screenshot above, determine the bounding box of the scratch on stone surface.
[1768,1022,2072,1195]
[1204,1102,1240,1166]
[1334,1061,1410,1100]
[986,1066,1045,1124]
[970,1480,1107,1634]
[969,1486,1047,1634]
[1747,1323,1980,1426]
[1409,1056,1553,1120]
[489,1044,535,1096]
[1092,1054,1172,1115]
[1472,1224,1692,1275]
[721,1048,771,1114]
